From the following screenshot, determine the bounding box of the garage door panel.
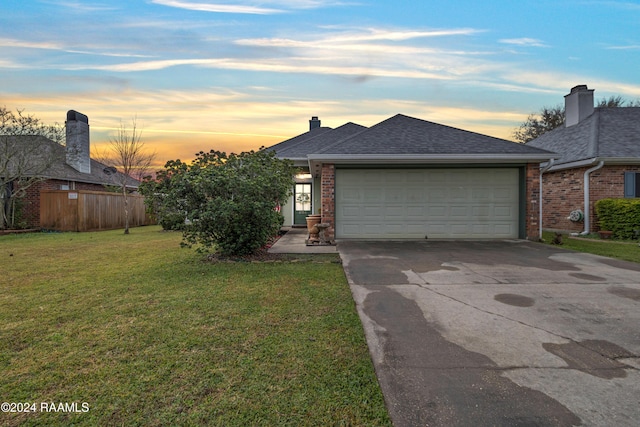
[363,188,382,202]
[494,206,514,218]
[336,168,519,239]
[342,206,361,219]
[406,205,425,219]
[363,206,384,218]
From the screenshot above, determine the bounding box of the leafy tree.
[98,119,156,234]
[0,107,64,229]
[513,96,640,143]
[513,104,565,144]
[139,159,190,230]
[145,149,295,256]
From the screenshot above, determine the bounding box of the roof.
[265,126,333,159]
[268,114,555,173]
[527,107,640,167]
[317,114,552,156]
[3,135,139,188]
[269,122,367,160]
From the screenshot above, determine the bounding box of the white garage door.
[335,168,520,239]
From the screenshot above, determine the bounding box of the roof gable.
[527,107,640,165]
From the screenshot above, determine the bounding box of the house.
[268,114,555,240]
[3,110,139,228]
[527,85,640,234]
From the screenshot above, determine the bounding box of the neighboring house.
[4,110,139,228]
[527,85,640,234]
[268,114,554,240]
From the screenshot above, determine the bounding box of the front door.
[294,183,312,225]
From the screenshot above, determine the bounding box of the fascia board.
[544,157,640,172]
[307,154,556,164]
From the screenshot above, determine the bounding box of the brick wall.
[320,163,335,240]
[541,164,640,233]
[18,179,109,228]
[525,163,541,240]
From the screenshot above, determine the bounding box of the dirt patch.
[205,248,340,264]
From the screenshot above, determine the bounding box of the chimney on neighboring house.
[65,110,91,174]
[564,85,594,127]
[309,116,321,131]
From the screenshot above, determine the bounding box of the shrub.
[595,198,640,239]
[146,150,295,256]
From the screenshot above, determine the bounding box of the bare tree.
[100,119,156,234]
[0,107,64,229]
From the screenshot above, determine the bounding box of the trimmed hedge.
[595,198,640,239]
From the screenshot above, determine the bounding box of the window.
[624,172,640,197]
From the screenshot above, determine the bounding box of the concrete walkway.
[268,227,337,254]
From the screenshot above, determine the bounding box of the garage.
[335,168,520,239]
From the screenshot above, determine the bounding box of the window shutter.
[624,172,636,198]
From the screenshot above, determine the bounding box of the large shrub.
[595,198,640,239]
[145,149,295,256]
[139,159,189,230]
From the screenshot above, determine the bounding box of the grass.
[0,226,390,426]
[542,231,640,264]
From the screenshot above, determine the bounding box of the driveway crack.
[418,284,574,342]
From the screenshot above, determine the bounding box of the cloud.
[40,1,117,12]
[605,44,640,50]
[150,0,284,14]
[499,38,549,48]
[150,0,351,14]
[0,38,63,50]
[0,37,152,58]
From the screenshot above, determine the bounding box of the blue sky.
[1,0,639,164]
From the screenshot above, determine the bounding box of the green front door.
[294,183,312,225]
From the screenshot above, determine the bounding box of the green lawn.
[0,226,390,426]
[542,231,640,264]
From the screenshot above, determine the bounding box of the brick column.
[525,163,540,240]
[321,163,335,240]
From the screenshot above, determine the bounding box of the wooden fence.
[40,190,153,232]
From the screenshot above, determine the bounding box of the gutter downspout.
[582,159,604,235]
[538,159,555,240]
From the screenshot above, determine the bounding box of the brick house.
[527,85,640,234]
[3,110,139,228]
[268,114,554,241]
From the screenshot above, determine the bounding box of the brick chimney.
[65,110,91,174]
[309,116,321,131]
[564,85,594,127]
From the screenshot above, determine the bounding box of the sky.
[1,0,639,168]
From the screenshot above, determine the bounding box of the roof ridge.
[265,126,333,154]
[313,122,368,154]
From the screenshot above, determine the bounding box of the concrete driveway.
[338,240,640,427]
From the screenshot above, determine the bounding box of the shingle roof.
[319,114,551,156]
[271,122,367,159]
[527,107,640,165]
[5,135,139,188]
[265,126,333,159]
[267,114,554,168]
